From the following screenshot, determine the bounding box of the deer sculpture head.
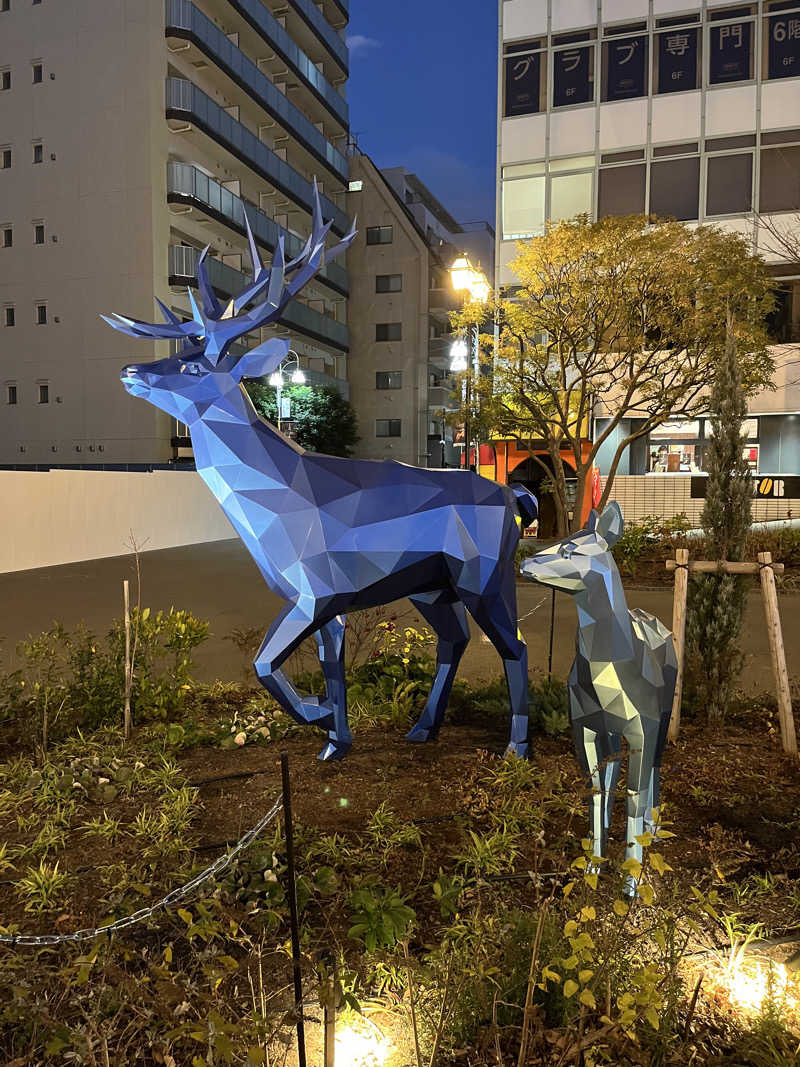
[103,181,356,424]
[520,503,624,595]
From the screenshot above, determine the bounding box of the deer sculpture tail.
[511,485,538,529]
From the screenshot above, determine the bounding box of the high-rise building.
[346,152,494,468]
[497,0,800,505]
[0,0,351,465]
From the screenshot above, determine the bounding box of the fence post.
[281,750,307,1067]
[123,579,132,739]
[668,548,689,742]
[758,552,798,756]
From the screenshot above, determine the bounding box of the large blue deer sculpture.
[104,186,537,761]
[521,503,676,890]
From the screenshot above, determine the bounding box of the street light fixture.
[449,254,491,472]
[269,349,306,433]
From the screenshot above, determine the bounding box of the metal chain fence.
[0,794,283,948]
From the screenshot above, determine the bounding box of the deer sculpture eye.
[180,362,203,376]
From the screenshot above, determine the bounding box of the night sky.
[346,0,498,227]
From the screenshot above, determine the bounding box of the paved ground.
[0,539,796,692]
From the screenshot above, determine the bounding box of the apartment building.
[0,0,351,465]
[497,0,800,498]
[346,152,494,468]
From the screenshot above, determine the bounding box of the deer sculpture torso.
[520,503,676,890]
[104,187,536,761]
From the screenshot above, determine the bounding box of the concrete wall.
[0,469,233,573]
[604,474,800,526]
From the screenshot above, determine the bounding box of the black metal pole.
[547,588,556,681]
[281,750,306,1067]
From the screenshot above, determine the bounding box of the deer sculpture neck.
[573,566,635,663]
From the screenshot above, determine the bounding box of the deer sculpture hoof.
[505,741,530,760]
[318,739,351,762]
[405,724,439,744]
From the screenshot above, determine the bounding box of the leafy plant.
[348,885,416,953]
[16,860,71,912]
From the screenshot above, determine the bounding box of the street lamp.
[269,349,306,433]
[449,255,490,472]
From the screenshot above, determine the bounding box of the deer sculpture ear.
[595,501,624,547]
[229,338,291,383]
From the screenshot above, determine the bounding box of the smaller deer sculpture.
[520,503,676,890]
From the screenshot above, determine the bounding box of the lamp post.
[449,254,490,472]
[268,349,306,434]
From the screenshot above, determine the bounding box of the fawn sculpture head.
[520,502,624,594]
[104,181,355,424]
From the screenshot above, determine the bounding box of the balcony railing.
[428,385,460,411]
[226,0,347,126]
[167,162,348,296]
[165,0,347,182]
[169,244,349,352]
[287,0,348,75]
[165,78,351,237]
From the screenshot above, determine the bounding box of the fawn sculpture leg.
[314,617,351,761]
[622,720,662,893]
[254,604,350,761]
[406,591,470,744]
[460,577,529,758]
[571,693,619,867]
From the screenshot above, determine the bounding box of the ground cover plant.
[0,608,798,1064]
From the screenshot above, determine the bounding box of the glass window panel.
[760,145,800,212]
[650,157,700,220]
[603,35,648,100]
[766,7,800,79]
[504,47,544,116]
[550,171,593,221]
[502,175,545,238]
[706,152,753,215]
[553,44,594,107]
[598,164,646,216]
[709,16,753,84]
[376,371,402,389]
[653,141,699,156]
[549,155,596,172]
[656,26,699,93]
[503,162,546,179]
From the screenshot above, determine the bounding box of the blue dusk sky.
[347,0,498,227]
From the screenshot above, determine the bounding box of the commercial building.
[497,0,800,517]
[0,0,351,466]
[346,152,494,468]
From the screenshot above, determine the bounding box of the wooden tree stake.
[123,579,132,739]
[758,552,797,756]
[668,548,689,742]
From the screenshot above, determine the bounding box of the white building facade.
[497,0,800,489]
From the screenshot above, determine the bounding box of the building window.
[35,302,47,324]
[602,27,649,101]
[649,155,701,220]
[4,305,15,327]
[38,383,49,404]
[550,167,594,222]
[375,322,401,342]
[655,22,701,93]
[760,143,800,212]
[376,371,402,389]
[504,39,547,115]
[709,7,754,84]
[766,3,800,80]
[706,152,753,215]
[553,32,596,108]
[32,62,42,84]
[7,384,17,405]
[1,69,11,91]
[2,227,11,247]
[599,163,646,216]
[502,163,546,239]
[0,2,10,14]
[376,274,402,293]
[34,222,44,244]
[366,225,393,245]
[1,148,10,169]
[376,419,401,437]
[32,141,42,163]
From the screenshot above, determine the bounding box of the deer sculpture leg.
[621,718,663,894]
[313,617,351,762]
[406,591,470,744]
[254,604,351,761]
[459,574,529,758]
[571,690,620,870]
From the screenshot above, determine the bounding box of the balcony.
[286,0,348,76]
[165,0,347,183]
[225,0,347,128]
[428,286,462,314]
[165,78,351,237]
[428,384,460,411]
[169,245,349,352]
[167,162,348,296]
